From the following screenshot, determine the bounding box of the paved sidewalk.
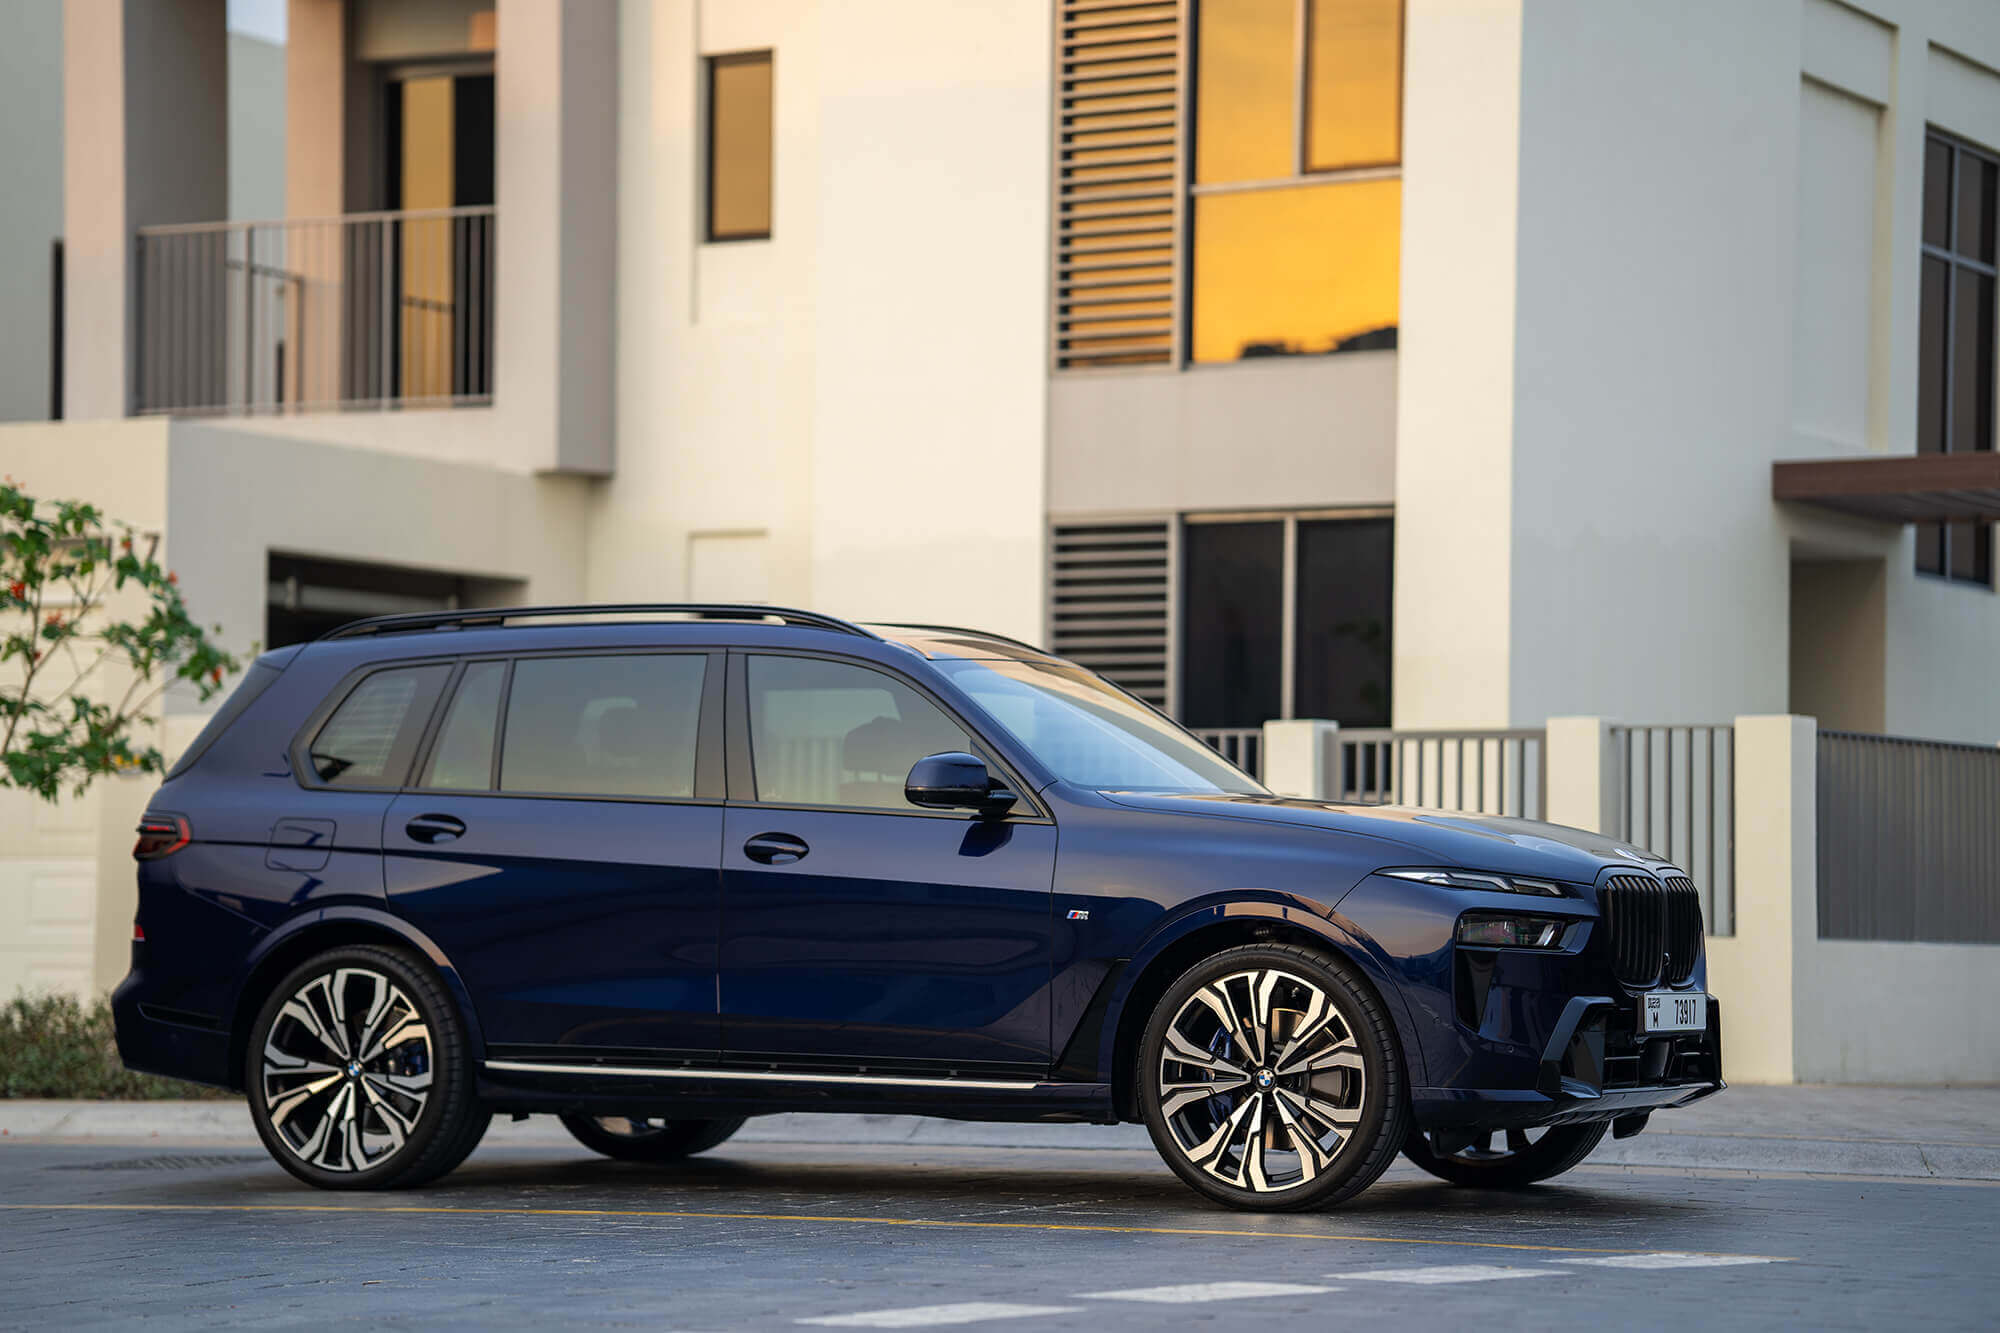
[5,1083,1995,1180]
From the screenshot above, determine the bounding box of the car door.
[719,651,1058,1073]
[383,649,725,1057]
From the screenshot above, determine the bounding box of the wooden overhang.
[1772,452,2000,523]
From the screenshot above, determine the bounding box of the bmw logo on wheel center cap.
[1255,1068,1275,1089]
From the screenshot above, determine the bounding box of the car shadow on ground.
[382,1147,1714,1227]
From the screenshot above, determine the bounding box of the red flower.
[45,612,61,628]
[167,571,179,586]
[6,581,22,600]
[210,667,222,685]
[120,537,132,551]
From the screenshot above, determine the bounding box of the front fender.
[1094,896,1430,1094]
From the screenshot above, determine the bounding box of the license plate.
[1641,990,1707,1033]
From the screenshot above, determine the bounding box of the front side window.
[499,655,706,799]
[935,658,1264,795]
[746,656,972,810]
[1190,0,1403,362]
[706,50,773,241]
[1916,131,1997,587]
[307,665,451,787]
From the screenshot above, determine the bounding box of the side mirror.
[905,751,1017,816]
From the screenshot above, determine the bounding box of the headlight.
[1456,913,1567,948]
[1381,868,1567,897]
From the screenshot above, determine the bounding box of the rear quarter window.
[303,664,451,788]
[165,658,286,779]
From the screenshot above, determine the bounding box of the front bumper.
[1413,994,1724,1130]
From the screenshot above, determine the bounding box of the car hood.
[1099,791,1678,884]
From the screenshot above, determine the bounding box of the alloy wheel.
[260,966,434,1173]
[1155,967,1367,1194]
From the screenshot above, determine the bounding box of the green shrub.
[0,991,231,1099]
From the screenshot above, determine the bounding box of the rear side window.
[421,661,508,790]
[306,665,450,787]
[499,655,706,799]
[165,659,284,779]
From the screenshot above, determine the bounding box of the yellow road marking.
[0,1202,1792,1259]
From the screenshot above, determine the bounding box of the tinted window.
[1294,517,1394,726]
[1181,521,1283,728]
[308,665,450,787]
[499,655,706,798]
[166,657,285,779]
[747,656,971,810]
[421,660,507,790]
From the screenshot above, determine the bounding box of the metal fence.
[135,207,495,416]
[1193,727,1262,779]
[1610,724,1734,935]
[1818,730,2000,943]
[1331,729,1546,820]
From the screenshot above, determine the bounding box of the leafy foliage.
[0,992,230,1099]
[1,481,238,800]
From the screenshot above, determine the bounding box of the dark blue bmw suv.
[114,604,1721,1210]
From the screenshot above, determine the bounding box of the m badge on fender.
[1066,909,1089,921]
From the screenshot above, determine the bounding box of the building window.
[1190,0,1402,363]
[1916,131,1996,586]
[1179,512,1392,728]
[706,51,773,242]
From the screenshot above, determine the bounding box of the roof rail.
[872,623,1049,655]
[320,603,879,641]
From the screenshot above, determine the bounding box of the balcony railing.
[134,207,495,416]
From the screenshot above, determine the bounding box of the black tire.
[245,944,488,1190]
[1137,942,1410,1212]
[558,1113,747,1162]
[1401,1121,1609,1188]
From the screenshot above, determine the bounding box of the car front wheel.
[1137,942,1410,1212]
[245,944,487,1190]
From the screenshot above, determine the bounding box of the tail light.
[133,814,190,860]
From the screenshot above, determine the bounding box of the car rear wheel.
[1401,1122,1609,1187]
[245,944,488,1190]
[558,1114,747,1162]
[1137,943,1409,1212]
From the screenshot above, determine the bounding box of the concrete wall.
[595,0,1050,642]
[228,31,287,220]
[1047,353,1396,516]
[1390,0,1523,729]
[0,0,62,424]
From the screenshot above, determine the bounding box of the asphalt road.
[2,1127,1996,1331]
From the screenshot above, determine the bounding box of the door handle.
[405,813,467,845]
[743,832,809,866]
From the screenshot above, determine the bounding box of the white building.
[2,0,1997,1079]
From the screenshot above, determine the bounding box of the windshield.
[933,658,1266,795]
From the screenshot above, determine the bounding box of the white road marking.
[1336,1264,1558,1284]
[1557,1253,1785,1270]
[1077,1281,1338,1303]
[798,1303,1084,1328]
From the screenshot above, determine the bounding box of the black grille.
[1660,875,1703,985]
[1600,873,1704,987]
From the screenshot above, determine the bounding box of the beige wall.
[595,0,1051,643]
[1789,560,1887,732]
[1048,354,1397,517]
[1389,0,1524,729]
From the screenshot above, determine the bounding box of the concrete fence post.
[1261,719,1340,799]
[1545,716,1618,833]
[1702,714,1817,1085]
